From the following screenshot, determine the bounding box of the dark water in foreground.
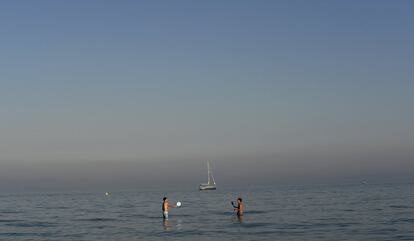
[0,183,413,241]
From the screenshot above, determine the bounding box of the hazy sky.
[1,0,413,191]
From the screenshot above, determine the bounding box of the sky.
[0,0,413,191]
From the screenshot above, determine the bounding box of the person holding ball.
[162,197,177,220]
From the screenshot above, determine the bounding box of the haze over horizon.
[1,0,413,191]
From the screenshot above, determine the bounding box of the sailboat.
[199,161,216,190]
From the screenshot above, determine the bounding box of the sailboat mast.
[207,161,210,184]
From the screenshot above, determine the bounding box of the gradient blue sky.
[1,0,413,190]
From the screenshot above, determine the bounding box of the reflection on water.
[162,219,171,231]
[176,219,183,230]
[163,218,184,231]
[231,214,244,224]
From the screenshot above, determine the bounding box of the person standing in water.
[231,197,244,216]
[162,197,176,220]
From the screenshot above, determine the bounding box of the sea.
[0,183,413,241]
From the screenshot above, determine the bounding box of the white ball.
[176,201,182,207]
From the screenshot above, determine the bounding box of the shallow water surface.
[0,183,413,240]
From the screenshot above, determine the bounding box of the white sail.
[208,161,216,185]
[200,161,216,190]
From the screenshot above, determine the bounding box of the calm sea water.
[0,183,413,241]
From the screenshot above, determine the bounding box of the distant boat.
[199,161,216,190]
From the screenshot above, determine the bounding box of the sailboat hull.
[199,184,216,190]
